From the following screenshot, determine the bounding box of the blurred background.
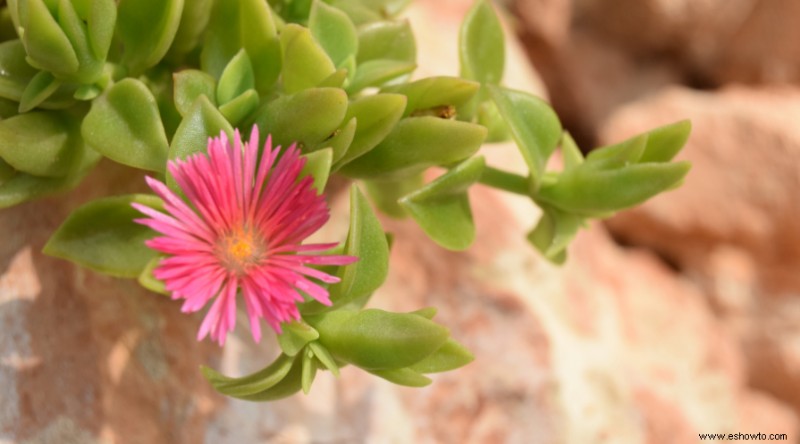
[1,0,799,443]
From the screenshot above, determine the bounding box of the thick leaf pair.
[203,308,473,401]
[8,0,115,90]
[490,83,691,261]
[0,109,100,208]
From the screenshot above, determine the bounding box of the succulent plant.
[0,0,690,400]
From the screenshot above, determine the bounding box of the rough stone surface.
[601,85,800,428]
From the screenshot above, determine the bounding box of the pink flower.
[132,127,356,345]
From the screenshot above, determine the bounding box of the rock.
[602,85,800,421]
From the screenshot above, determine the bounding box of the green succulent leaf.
[537,161,692,216]
[56,0,104,83]
[488,85,562,191]
[0,40,38,102]
[169,94,233,161]
[0,159,16,186]
[364,173,423,219]
[585,134,647,170]
[166,0,213,59]
[43,194,161,278]
[369,367,431,387]
[19,69,60,112]
[0,109,76,177]
[19,0,79,76]
[334,93,406,168]
[326,0,381,25]
[82,78,169,172]
[307,309,450,370]
[87,0,117,61]
[382,76,480,118]
[138,254,168,295]
[0,136,100,208]
[280,24,336,94]
[316,117,356,164]
[317,68,349,88]
[399,156,485,250]
[561,132,583,171]
[202,353,296,399]
[231,355,304,401]
[459,0,504,85]
[527,204,582,264]
[340,116,486,180]
[216,49,254,106]
[346,59,416,94]
[477,100,510,143]
[201,0,280,93]
[307,341,340,377]
[639,119,692,163]
[173,69,216,117]
[301,348,317,394]
[309,0,358,67]
[218,88,259,126]
[116,0,184,74]
[300,148,333,193]
[357,19,415,64]
[278,321,320,357]
[253,87,347,151]
[409,338,474,374]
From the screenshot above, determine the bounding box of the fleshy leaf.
[364,173,423,219]
[334,93,406,168]
[216,49,254,106]
[116,0,184,74]
[527,205,582,264]
[19,70,60,112]
[201,0,280,93]
[173,69,216,117]
[0,110,76,177]
[537,162,692,216]
[409,338,474,374]
[278,321,320,357]
[43,194,162,278]
[87,0,117,60]
[346,59,416,94]
[218,88,259,126]
[82,78,169,172]
[0,137,100,208]
[307,341,340,377]
[169,94,233,162]
[0,40,38,102]
[459,0,504,84]
[340,116,486,180]
[300,148,333,193]
[309,0,358,67]
[561,132,583,171]
[399,156,485,250]
[369,367,431,387]
[202,353,295,398]
[584,134,647,170]
[20,0,79,76]
[307,309,450,370]
[301,349,317,394]
[280,24,336,94]
[488,85,561,190]
[316,117,356,164]
[639,119,692,163]
[233,356,304,401]
[166,0,213,59]
[357,19,415,64]
[138,255,168,295]
[253,87,347,151]
[382,76,479,118]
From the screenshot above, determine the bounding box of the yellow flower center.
[217,228,264,274]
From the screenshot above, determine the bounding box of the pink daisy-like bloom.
[132,126,356,346]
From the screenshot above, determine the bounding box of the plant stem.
[479,166,530,196]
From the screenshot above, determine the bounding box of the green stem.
[479,166,530,196]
